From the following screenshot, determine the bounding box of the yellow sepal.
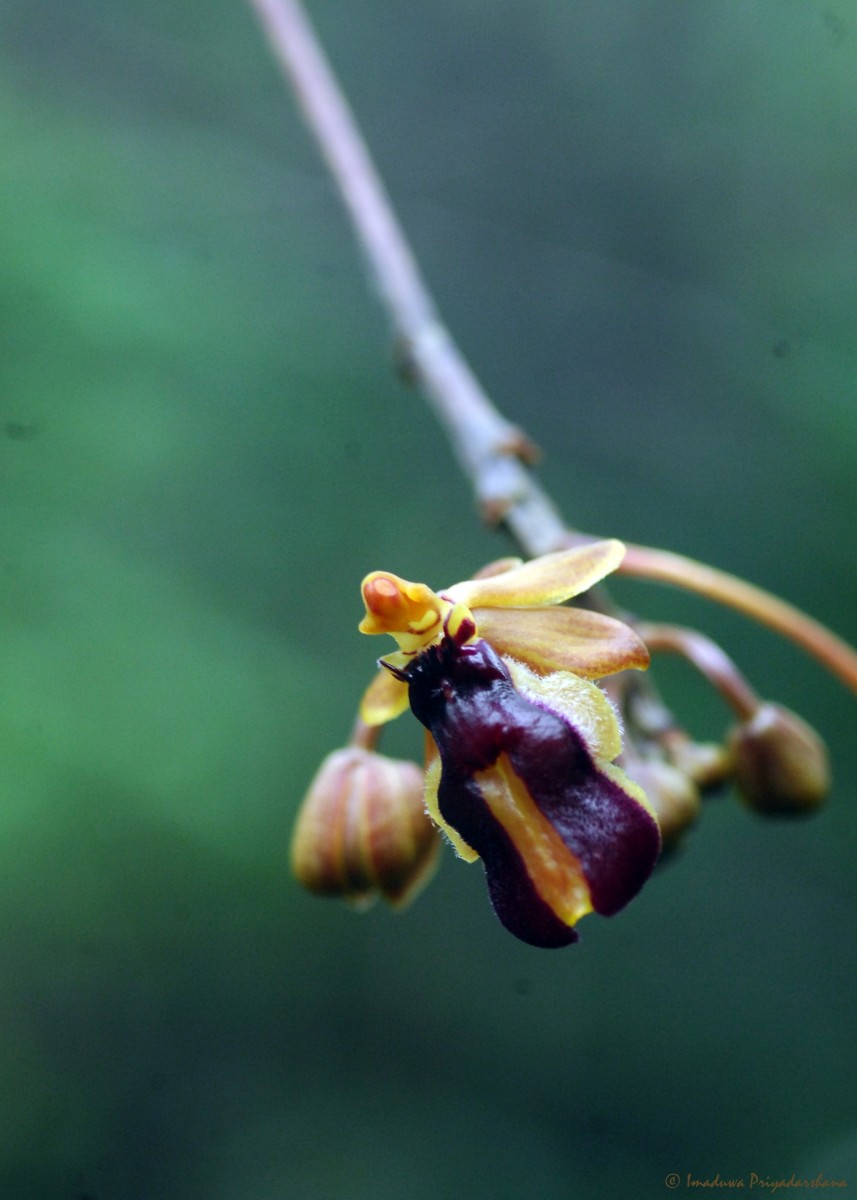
[475,605,649,678]
[359,668,410,726]
[447,539,625,609]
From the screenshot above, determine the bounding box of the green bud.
[727,703,830,815]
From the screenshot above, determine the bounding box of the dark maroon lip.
[403,635,661,948]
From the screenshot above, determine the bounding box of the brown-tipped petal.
[476,605,650,679]
[291,748,440,907]
[727,703,830,816]
[448,539,625,609]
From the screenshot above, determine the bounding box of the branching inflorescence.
[249,0,857,947]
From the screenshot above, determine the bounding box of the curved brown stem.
[635,622,761,719]
[622,544,857,695]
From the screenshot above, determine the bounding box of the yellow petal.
[359,668,411,726]
[475,605,650,678]
[505,659,624,761]
[448,539,625,609]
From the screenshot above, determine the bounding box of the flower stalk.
[634,623,762,720]
[621,543,857,694]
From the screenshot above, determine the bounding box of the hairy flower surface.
[358,539,661,948]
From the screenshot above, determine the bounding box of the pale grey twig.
[247,0,570,554]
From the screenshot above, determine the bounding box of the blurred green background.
[2,2,856,1197]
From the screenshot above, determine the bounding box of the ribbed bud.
[624,758,702,850]
[290,748,440,908]
[727,703,830,815]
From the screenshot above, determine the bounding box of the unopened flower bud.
[290,747,439,908]
[624,757,701,850]
[666,738,732,791]
[727,703,830,815]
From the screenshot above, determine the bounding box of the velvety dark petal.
[438,771,579,948]
[507,732,659,916]
[406,637,660,944]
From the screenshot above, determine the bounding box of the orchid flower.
[353,539,660,948]
[292,533,857,949]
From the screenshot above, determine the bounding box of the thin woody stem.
[622,544,857,694]
[247,0,568,553]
